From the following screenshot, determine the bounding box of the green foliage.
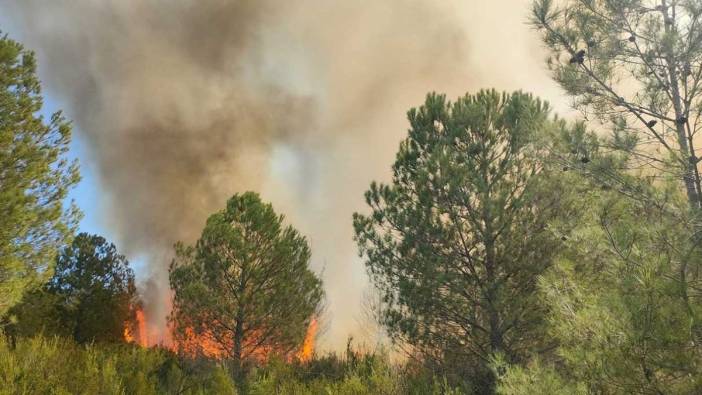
[494,356,586,395]
[353,90,575,390]
[247,347,466,395]
[0,334,236,394]
[4,288,63,339]
[7,233,140,344]
[526,3,702,390]
[52,233,139,343]
[549,185,701,393]
[0,334,468,394]
[169,192,324,364]
[498,160,702,393]
[531,0,702,209]
[0,33,80,317]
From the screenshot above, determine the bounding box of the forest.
[2,0,702,394]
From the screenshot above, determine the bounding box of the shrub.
[0,335,236,394]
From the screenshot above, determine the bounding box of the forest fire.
[124,307,318,362]
[297,318,318,362]
[177,326,231,359]
[123,325,133,343]
[124,308,149,347]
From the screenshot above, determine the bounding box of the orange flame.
[123,325,134,343]
[135,309,148,347]
[125,304,317,363]
[297,318,317,362]
[178,326,230,359]
[124,307,149,347]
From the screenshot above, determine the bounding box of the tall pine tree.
[353,90,575,392]
[169,192,323,383]
[532,0,702,211]
[0,33,80,317]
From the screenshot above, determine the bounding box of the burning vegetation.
[297,318,318,362]
[119,193,323,368]
[123,308,148,347]
[124,306,318,363]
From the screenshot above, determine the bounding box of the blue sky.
[42,94,103,234]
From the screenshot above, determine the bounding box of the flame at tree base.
[124,307,318,362]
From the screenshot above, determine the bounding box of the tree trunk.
[232,311,246,394]
[232,268,247,393]
[662,0,701,210]
[482,199,504,394]
[485,242,503,356]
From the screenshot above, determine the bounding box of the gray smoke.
[0,0,566,350]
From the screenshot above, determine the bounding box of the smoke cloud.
[1,0,566,350]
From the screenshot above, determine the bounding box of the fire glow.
[297,318,317,362]
[123,308,149,347]
[124,307,317,362]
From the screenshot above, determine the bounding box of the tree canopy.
[48,233,139,343]
[532,0,702,210]
[169,192,324,366]
[494,1,702,392]
[0,33,80,317]
[353,90,575,391]
[6,233,138,344]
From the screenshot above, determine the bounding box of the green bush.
[0,335,236,394]
[493,356,586,395]
[247,348,466,395]
[0,333,470,394]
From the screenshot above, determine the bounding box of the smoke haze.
[0,0,567,350]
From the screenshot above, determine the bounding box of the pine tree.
[353,90,575,392]
[498,171,702,394]
[531,0,702,211]
[169,192,323,378]
[522,3,702,391]
[0,33,80,317]
[46,233,139,343]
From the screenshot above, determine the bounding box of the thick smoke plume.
[2,0,566,350]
